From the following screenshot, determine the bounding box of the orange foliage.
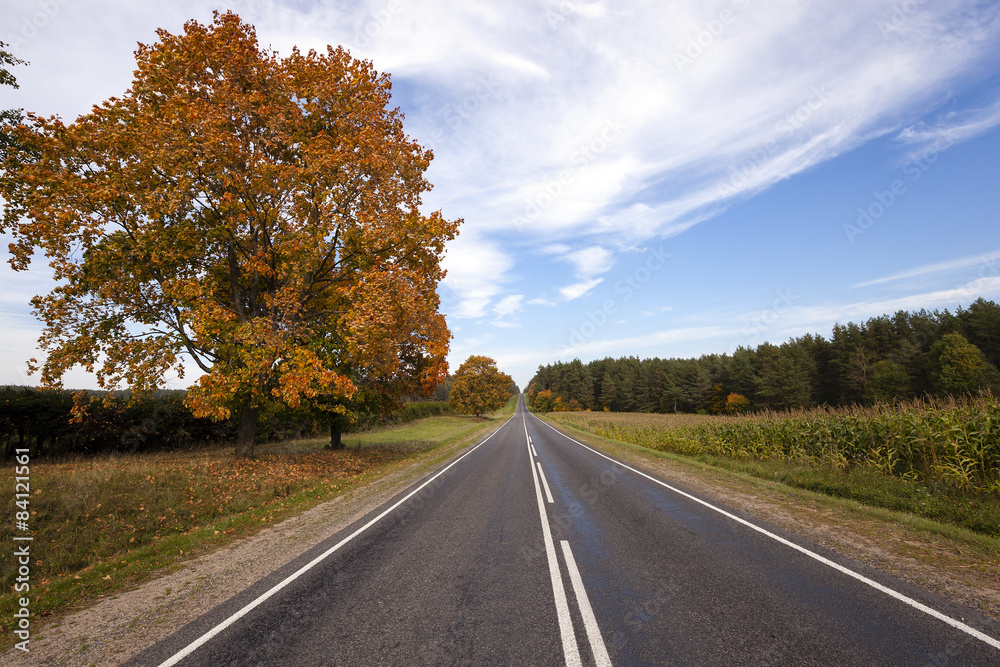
[0,13,458,454]
[725,392,751,414]
[552,396,584,412]
[449,356,512,417]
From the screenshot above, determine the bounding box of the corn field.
[551,395,1000,495]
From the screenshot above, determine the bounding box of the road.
[129,396,1000,665]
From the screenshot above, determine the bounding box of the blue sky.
[2,0,1000,391]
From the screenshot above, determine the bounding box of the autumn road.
[128,396,1000,665]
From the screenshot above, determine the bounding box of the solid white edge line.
[533,415,1000,652]
[523,413,582,666]
[537,462,555,504]
[156,413,519,667]
[560,540,612,667]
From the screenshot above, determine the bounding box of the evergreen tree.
[599,370,620,411]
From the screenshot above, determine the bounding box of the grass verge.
[1,407,511,647]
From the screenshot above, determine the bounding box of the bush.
[395,401,454,423]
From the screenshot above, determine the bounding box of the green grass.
[684,455,1000,536]
[498,393,519,415]
[0,409,509,647]
[345,415,493,449]
[344,395,516,448]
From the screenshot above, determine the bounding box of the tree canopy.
[449,355,513,417]
[930,332,998,396]
[0,13,459,456]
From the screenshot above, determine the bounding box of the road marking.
[523,413,581,666]
[533,416,1000,652]
[530,443,538,457]
[560,541,612,667]
[155,414,519,667]
[537,462,555,503]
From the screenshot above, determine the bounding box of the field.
[549,395,1000,536]
[0,401,513,643]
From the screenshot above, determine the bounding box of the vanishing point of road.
[129,396,1000,665]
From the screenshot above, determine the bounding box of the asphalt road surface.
[129,396,1000,665]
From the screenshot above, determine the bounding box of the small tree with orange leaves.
[0,13,458,456]
[725,392,751,414]
[449,356,512,418]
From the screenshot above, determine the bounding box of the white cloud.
[440,234,514,319]
[413,0,1000,252]
[800,277,1000,326]
[254,1,1000,305]
[562,245,614,279]
[525,245,616,303]
[491,293,524,327]
[853,250,1000,288]
[493,294,524,316]
[349,1,551,79]
[558,278,603,301]
[897,98,1000,152]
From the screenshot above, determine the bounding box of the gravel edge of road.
[2,418,507,667]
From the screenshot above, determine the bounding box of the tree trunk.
[234,397,259,458]
[327,421,343,450]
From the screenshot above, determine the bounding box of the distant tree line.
[527,298,1000,414]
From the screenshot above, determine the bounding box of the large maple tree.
[0,12,459,456]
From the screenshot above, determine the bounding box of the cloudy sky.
[2,0,1000,390]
